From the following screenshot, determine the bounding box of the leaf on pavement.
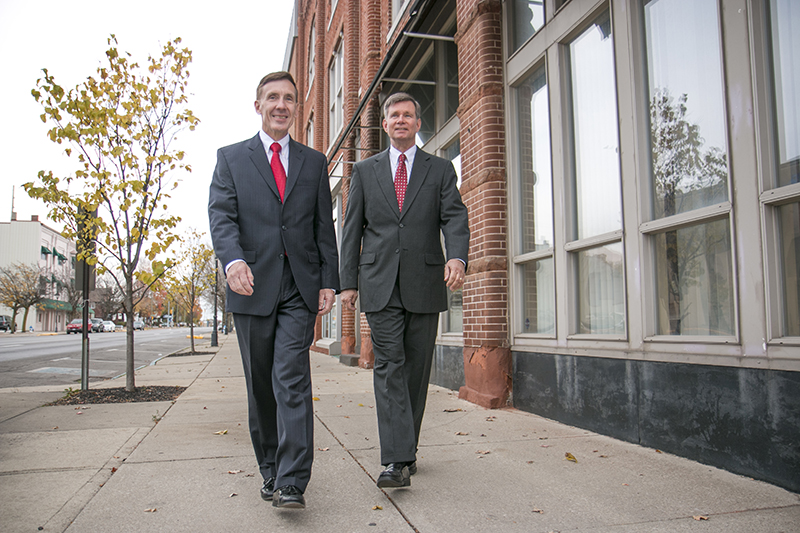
[227,470,243,474]
[318,447,330,451]
[456,431,469,436]
[564,452,578,463]
[532,508,544,514]
[476,450,491,455]
[372,505,383,510]
[313,397,320,401]
[443,408,463,412]
[144,508,157,513]
[693,515,709,521]
[214,429,228,435]
[229,493,238,497]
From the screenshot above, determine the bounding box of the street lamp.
[211,258,218,347]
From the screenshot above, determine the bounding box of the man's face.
[382,100,421,151]
[254,79,297,139]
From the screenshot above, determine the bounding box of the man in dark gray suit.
[340,92,469,488]
[208,71,339,509]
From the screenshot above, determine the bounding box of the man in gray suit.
[208,71,339,509]
[340,92,469,488]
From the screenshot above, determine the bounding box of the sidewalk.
[1,334,797,533]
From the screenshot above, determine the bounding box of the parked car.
[67,319,84,334]
[132,319,144,330]
[102,320,116,332]
[90,318,104,332]
[0,315,11,331]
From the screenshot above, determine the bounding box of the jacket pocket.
[425,253,445,265]
[307,251,320,264]
[359,252,376,265]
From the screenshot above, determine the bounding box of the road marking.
[52,357,72,361]
[28,367,105,376]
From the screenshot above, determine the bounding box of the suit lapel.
[372,150,401,216]
[284,138,305,201]
[400,149,431,219]
[247,134,281,200]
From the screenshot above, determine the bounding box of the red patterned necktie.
[395,153,408,211]
[270,142,286,202]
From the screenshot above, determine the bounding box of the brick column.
[456,0,511,408]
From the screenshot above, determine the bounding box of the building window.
[308,20,315,97]
[514,65,554,335]
[643,0,733,336]
[510,0,545,54]
[321,197,341,339]
[763,0,800,337]
[443,137,463,334]
[567,10,624,336]
[329,39,344,145]
[392,0,407,22]
[307,114,314,148]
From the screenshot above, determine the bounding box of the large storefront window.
[568,10,624,336]
[643,0,733,337]
[515,65,554,335]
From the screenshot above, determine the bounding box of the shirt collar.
[259,130,290,153]
[389,144,417,167]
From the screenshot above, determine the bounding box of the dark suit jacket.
[340,148,469,314]
[209,134,339,315]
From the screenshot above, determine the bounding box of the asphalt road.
[0,326,226,389]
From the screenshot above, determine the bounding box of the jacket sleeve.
[314,156,341,292]
[339,162,366,290]
[208,147,244,270]
[439,160,470,266]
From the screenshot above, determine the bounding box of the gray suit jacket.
[340,148,469,314]
[209,134,339,315]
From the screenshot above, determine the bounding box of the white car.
[102,320,116,332]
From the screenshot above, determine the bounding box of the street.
[0,327,223,389]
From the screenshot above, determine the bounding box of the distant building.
[283,0,799,492]
[0,215,77,332]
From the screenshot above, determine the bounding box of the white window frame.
[329,38,344,149]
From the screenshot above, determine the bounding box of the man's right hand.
[341,289,358,311]
[227,261,254,296]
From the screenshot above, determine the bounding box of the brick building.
[283,0,799,492]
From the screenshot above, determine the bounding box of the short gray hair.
[382,92,421,120]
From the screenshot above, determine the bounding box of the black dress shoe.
[377,463,411,488]
[407,461,417,476]
[260,477,275,501]
[273,485,305,509]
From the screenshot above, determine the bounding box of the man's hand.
[318,289,335,316]
[444,259,466,290]
[341,289,358,311]
[227,261,254,296]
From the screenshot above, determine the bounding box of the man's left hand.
[318,289,335,316]
[444,259,466,290]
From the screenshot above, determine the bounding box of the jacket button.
[399,223,404,228]
[395,249,400,254]
[281,225,287,230]
[279,253,285,260]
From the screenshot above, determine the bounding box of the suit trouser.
[233,261,317,492]
[366,283,439,466]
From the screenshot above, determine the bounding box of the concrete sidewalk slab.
[0,390,64,423]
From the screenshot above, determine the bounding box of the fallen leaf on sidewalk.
[443,408,463,412]
[358,403,364,406]
[318,447,330,451]
[476,450,491,455]
[144,508,157,513]
[372,505,383,510]
[229,493,238,498]
[532,508,544,514]
[111,467,117,473]
[214,429,228,435]
[227,470,243,474]
[313,397,320,401]
[455,431,469,436]
[486,416,497,422]
[656,449,663,453]
[541,444,551,448]
[564,452,578,463]
[693,515,709,521]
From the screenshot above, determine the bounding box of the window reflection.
[644,0,729,219]
[511,0,545,53]
[569,11,622,239]
[517,65,553,254]
[655,219,734,336]
[768,0,800,187]
[521,259,555,334]
[778,203,800,336]
[576,243,625,335]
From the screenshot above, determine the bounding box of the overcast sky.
[0,0,294,240]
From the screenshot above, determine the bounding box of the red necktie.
[270,142,286,202]
[395,153,408,211]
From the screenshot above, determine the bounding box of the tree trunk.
[10,309,18,333]
[125,275,136,392]
[21,307,30,332]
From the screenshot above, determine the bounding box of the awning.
[41,246,52,255]
[37,298,73,311]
